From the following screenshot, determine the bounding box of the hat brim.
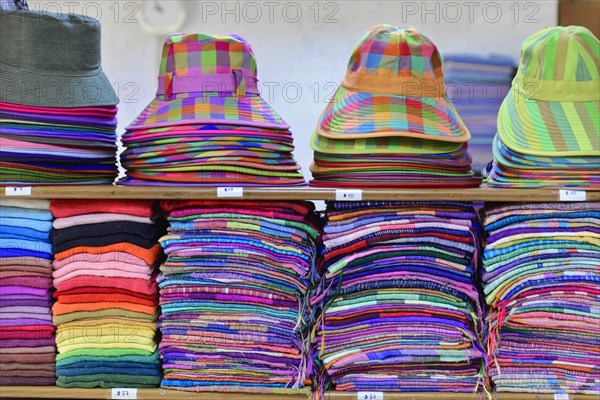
[497,91,600,157]
[316,86,470,142]
[0,62,118,108]
[126,93,289,131]
[310,129,463,155]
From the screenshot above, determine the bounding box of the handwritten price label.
[336,189,362,201]
[554,394,569,400]
[559,189,586,201]
[111,388,137,399]
[4,186,32,196]
[217,187,243,198]
[357,392,384,400]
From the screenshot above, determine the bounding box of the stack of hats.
[310,25,480,188]
[50,200,162,388]
[157,200,319,394]
[313,202,486,394]
[482,202,600,394]
[120,33,304,186]
[443,54,515,170]
[0,10,119,185]
[0,199,55,385]
[488,26,600,188]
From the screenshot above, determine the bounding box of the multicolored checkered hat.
[497,26,599,157]
[310,129,462,155]
[127,33,289,130]
[315,25,470,142]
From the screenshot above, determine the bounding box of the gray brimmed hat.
[0,9,118,107]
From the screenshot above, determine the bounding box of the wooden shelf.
[0,185,598,202]
[0,387,597,400]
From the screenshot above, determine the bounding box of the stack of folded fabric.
[0,10,119,185]
[157,200,319,394]
[50,200,162,388]
[443,54,514,170]
[313,201,486,394]
[310,25,480,188]
[0,199,55,385]
[482,202,600,395]
[488,26,600,188]
[120,33,304,186]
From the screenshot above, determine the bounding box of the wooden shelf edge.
[0,387,598,400]
[0,185,598,202]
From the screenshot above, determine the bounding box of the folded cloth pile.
[310,25,480,188]
[0,199,55,385]
[120,33,304,186]
[313,201,486,395]
[482,202,600,395]
[488,26,600,188]
[443,54,514,171]
[0,10,119,185]
[157,200,319,394]
[50,200,163,388]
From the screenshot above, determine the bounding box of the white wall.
[28,0,558,179]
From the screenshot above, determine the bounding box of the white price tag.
[554,394,569,400]
[4,186,32,196]
[336,189,362,201]
[559,189,586,201]
[111,388,137,399]
[357,392,384,400]
[217,187,243,198]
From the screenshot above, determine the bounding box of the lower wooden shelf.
[0,387,597,400]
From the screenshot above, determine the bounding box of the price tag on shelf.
[217,187,243,198]
[111,388,137,399]
[559,189,586,201]
[357,392,384,400]
[336,189,362,201]
[4,186,32,196]
[554,393,569,400]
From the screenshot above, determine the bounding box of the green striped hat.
[498,26,599,157]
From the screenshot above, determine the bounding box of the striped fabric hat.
[127,33,289,130]
[315,25,470,142]
[497,26,600,157]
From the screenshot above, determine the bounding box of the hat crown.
[347,24,444,80]
[159,33,258,78]
[0,10,101,74]
[519,26,600,83]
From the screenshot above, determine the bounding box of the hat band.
[156,71,259,96]
[514,74,600,102]
[341,70,446,97]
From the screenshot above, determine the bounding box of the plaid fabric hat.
[127,33,288,130]
[310,130,462,155]
[497,26,599,157]
[315,25,470,142]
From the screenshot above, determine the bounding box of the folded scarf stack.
[157,200,320,394]
[313,201,486,394]
[0,101,118,184]
[50,200,163,388]
[0,199,55,385]
[482,202,600,395]
[443,54,514,170]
